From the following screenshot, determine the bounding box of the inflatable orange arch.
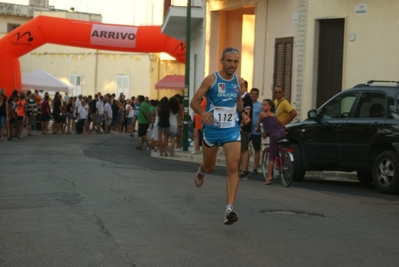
[0,15,186,96]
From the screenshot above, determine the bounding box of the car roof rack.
[365,80,399,87]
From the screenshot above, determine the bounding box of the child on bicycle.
[254,99,287,185]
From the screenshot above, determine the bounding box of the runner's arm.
[190,75,213,116]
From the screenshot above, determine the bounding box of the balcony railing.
[171,0,202,7]
[163,0,203,18]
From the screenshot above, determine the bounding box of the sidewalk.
[150,147,358,181]
[150,147,227,167]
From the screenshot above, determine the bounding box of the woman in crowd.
[0,92,8,142]
[132,97,140,134]
[60,99,67,134]
[40,95,51,134]
[168,96,181,157]
[85,96,92,133]
[149,99,159,150]
[157,97,170,156]
[173,94,184,152]
[111,99,119,134]
[255,99,287,185]
[66,97,73,134]
[117,100,125,134]
[71,96,77,131]
[83,96,90,134]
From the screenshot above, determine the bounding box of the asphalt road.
[1,132,399,267]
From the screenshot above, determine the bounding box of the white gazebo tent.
[21,69,74,93]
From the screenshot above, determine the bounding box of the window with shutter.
[273,37,293,102]
[7,24,20,32]
[69,74,82,96]
[116,75,130,98]
[316,19,344,107]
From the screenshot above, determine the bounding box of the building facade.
[0,0,185,100]
[202,0,399,119]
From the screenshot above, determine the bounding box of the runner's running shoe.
[194,166,205,187]
[224,208,238,225]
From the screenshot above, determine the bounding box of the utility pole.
[183,0,191,151]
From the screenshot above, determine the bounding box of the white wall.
[301,0,399,115]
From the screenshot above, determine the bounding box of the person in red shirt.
[16,92,26,139]
[34,89,42,106]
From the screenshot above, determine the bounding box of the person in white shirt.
[104,98,113,134]
[95,96,104,134]
[125,99,134,137]
[75,95,82,115]
[76,100,86,134]
[84,97,89,134]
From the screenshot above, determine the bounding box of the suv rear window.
[354,92,386,118]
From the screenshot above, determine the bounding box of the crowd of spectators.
[0,89,192,156]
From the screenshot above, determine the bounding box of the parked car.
[287,80,399,194]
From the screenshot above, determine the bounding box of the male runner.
[190,47,250,225]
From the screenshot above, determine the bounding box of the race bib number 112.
[213,106,236,128]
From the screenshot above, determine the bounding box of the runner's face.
[221,52,240,76]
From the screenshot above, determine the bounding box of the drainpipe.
[157,56,160,100]
[94,49,99,94]
[262,0,268,96]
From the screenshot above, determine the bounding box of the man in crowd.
[249,88,262,174]
[238,80,253,179]
[26,93,37,136]
[103,98,113,134]
[273,86,297,125]
[136,95,151,151]
[95,95,104,134]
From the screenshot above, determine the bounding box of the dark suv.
[287,81,399,194]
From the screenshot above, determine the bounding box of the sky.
[2,0,164,25]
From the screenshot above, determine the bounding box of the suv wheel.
[357,171,373,184]
[290,144,305,181]
[373,151,399,194]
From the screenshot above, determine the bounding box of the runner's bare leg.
[222,142,241,205]
[201,144,218,173]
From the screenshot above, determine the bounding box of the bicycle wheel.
[261,145,270,180]
[280,150,293,187]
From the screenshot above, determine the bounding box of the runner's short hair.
[221,47,239,59]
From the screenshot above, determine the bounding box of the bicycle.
[261,138,294,187]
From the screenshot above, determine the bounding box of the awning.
[154,75,184,90]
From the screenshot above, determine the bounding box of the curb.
[150,149,227,167]
[150,149,358,181]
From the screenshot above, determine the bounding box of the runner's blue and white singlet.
[204,72,241,131]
